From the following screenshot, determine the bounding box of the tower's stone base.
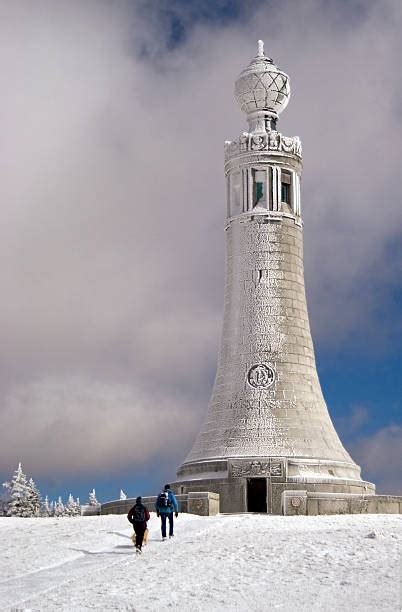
[174,457,375,514]
[282,490,402,516]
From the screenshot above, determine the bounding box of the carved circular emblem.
[290,496,302,508]
[247,364,275,388]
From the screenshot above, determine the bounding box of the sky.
[0,0,401,504]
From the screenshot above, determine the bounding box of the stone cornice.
[225,131,302,164]
[225,210,303,229]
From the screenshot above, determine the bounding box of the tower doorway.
[247,478,267,512]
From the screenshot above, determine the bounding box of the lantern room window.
[281,171,291,207]
[253,170,267,208]
[281,182,290,204]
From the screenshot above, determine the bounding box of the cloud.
[0,0,402,479]
[0,376,201,476]
[351,426,402,494]
[337,405,371,437]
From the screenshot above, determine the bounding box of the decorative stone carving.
[231,460,284,478]
[192,499,204,511]
[290,496,302,508]
[224,131,302,162]
[234,41,290,128]
[250,135,266,151]
[270,462,283,477]
[247,364,275,388]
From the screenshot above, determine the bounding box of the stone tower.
[175,41,375,514]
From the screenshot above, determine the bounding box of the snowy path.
[0,547,131,608]
[0,518,138,607]
[0,513,401,610]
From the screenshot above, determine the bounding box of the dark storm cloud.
[0,0,401,485]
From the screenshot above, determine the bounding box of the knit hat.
[136,496,142,503]
[164,484,170,491]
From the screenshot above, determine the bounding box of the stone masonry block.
[188,492,220,516]
[282,490,308,515]
[318,499,349,514]
[350,498,369,514]
[376,500,400,513]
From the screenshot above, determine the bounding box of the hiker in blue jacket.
[155,483,178,540]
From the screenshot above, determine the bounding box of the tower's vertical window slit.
[253,169,267,208]
[281,170,291,209]
[281,182,290,203]
[269,167,274,210]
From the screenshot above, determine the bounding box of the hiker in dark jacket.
[155,484,178,540]
[127,496,150,553]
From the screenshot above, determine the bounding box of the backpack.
[157,491,172,509]
[133,503,146,523]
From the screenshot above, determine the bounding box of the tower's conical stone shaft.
[175,43,374,513]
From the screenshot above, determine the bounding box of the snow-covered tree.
[1,483,11,516]
[120,489,127,500]
[54,496,66,517]
[49,500,55,517]
[27,478,41,517]
[66,494,80,517]
[66,494,74,516]
[41,495,51,517]
[3,463,31,517]
[75,497,81,516]
[88,489,98,506]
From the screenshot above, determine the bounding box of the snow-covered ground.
[0,513,401,610]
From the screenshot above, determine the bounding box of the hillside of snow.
[1,513,401,610]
